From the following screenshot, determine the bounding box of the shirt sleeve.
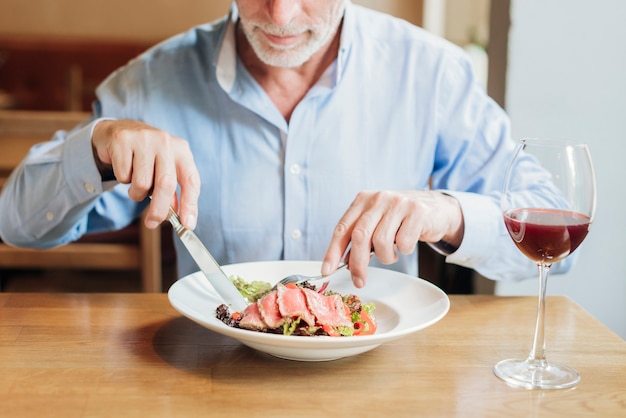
[427,52,573,281]
[0,118,137,248]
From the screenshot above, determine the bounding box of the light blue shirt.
[0,3,551,281]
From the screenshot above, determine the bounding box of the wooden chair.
[0,110,163,292]
[0,36,152,111]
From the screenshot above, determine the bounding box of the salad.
[216,277,376,337]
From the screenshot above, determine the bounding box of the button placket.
[282,132,309,258]
[290,163,301,175]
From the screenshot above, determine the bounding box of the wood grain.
[0,293,624,417]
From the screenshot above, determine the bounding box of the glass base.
[494,358,580,390]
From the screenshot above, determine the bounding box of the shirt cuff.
[438,190,503,266]
[62,118,117,202]
[427,239,459,256]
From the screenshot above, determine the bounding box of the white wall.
[496,0,626,340]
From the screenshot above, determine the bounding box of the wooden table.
[1,293,624,417]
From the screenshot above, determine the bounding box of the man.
[0,1,550,288]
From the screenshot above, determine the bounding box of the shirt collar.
[215,3,239,93]
[215,1,354,93]
[335,1,355,85]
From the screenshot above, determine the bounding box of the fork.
[272,251,374,293]
[271,262,348,293]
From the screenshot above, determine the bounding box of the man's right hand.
[92,119,201,230]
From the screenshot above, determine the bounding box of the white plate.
[168,261,450,361]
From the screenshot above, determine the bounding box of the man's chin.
[260,56,310,69]
[256,49,313,68]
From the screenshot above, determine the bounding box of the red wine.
[504,208,591,264]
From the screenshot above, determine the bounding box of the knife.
[167,207,249,312]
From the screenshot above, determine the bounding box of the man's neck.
[235,22,342,123]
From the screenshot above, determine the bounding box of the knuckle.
[333,222,349,237]
[407,198,423,214]
[369,190,387,205]
[354,190,372,201]
[351,226,370,244]
[183,167,201,190]
[154,173,178,194]
[177,137,193,151]
[371,234,386,250]
[390,193,411,211]
[395,236,416,254]
[134,176,153,192]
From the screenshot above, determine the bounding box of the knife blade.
[167,207,248,312]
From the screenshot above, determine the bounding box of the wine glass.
[494,137,597,389]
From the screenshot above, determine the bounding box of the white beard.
[239,1,346,68]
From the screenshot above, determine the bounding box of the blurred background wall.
[0,0,430,41]
[0,0,232,41]
[0,0,489,45]
[496,0,626,340]
[0,0,489,110]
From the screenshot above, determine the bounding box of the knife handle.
[167,207,185,236]
[146,195,186,236]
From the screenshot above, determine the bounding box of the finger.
[373,194,417,260]
[108,144,132,183]
[144,186,175,230]
[348,201,388,287]
[127,147,156,202]
[321,195,369,275]
[321,220,353,277]
[348,223,374,288]
[175,143,201,230]
[144,147,179,229]
[394,211,422,255]
[95,122,133,182]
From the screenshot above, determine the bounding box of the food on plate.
[229,275,272,303]
[216,280,376,337]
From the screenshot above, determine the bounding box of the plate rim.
[167,261,450,355]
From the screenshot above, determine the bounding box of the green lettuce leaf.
[229,275,272,303]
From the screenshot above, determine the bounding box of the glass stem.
[528,262,551,364]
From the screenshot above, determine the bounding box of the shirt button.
[84,182,96,193]
[45,211,54,221]
[290,164,301,175]
[291,229,302,240]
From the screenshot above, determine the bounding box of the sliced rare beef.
[276,284,316,326]
[302,288,353,328]
[258,290,285,329]
[238,283,355,332]
[238,302,267,330]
